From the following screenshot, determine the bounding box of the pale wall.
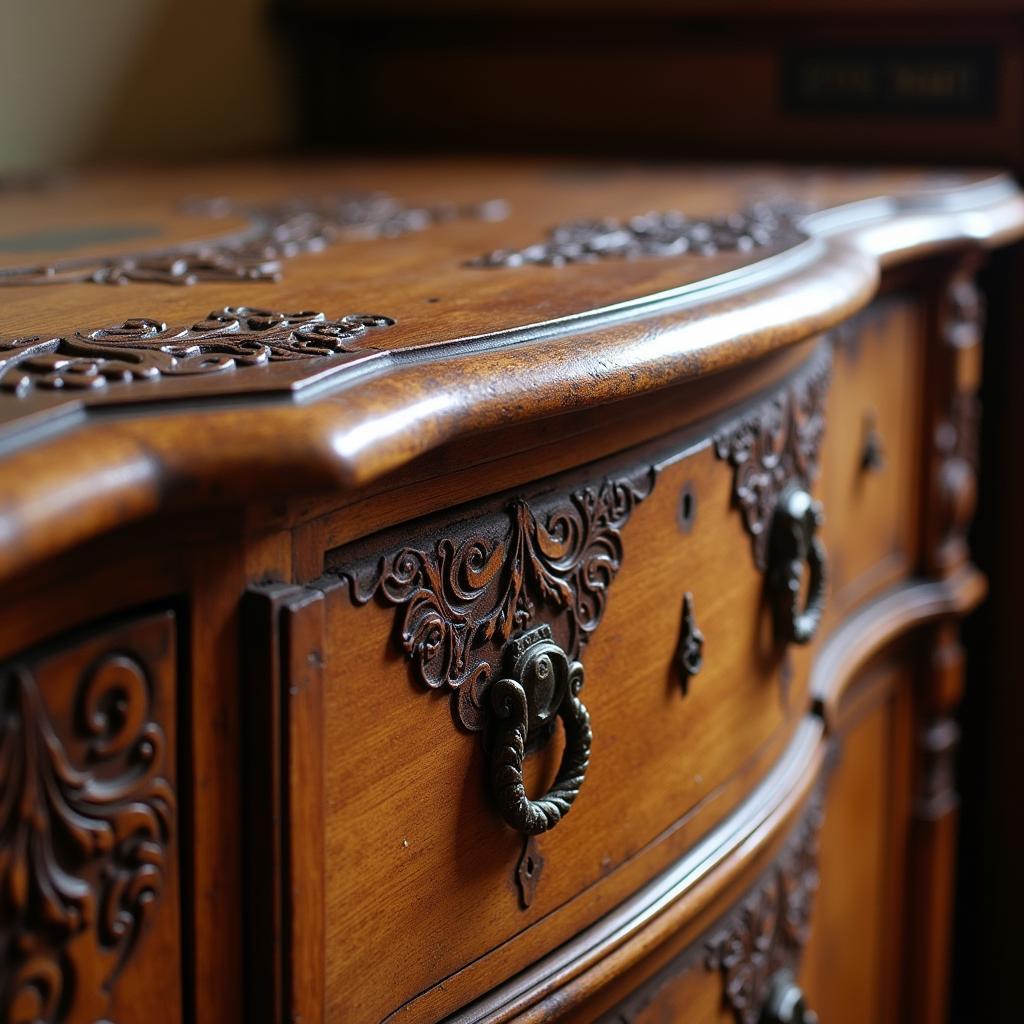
[0,0,289,174]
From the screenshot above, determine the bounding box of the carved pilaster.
[927,258,985,574]
[0,612,179,1024]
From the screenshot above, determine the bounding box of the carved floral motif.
[0,306,394,395]
[713,344,832,571]
[0,192,508,287]
[0,650,175,1023]
[467,202,805,268]
[704,797,824,1024]
[338,470,655,730]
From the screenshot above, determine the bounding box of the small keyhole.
[680,483,697,533]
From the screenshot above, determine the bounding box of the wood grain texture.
[0,161,1012,1024]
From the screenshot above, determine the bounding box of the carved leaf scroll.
[0,624,176,1024]
[0,306,394,396]
[713,343,832,571]
[338,469,655,731]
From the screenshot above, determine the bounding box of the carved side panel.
[0,612,181,1024]
[329,468,656,732]
[713,343,833,572]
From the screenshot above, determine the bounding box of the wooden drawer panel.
[255,345,844,1022]
[0,611,182,1024]
[822,294,925,621]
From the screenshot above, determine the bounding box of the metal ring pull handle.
[769,485,828,646]
[489,625,591,835]
[761,969,819,1024]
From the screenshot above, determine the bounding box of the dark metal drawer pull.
[768,485,828,645]
[761,969,819,1024]
[489,625,591,835]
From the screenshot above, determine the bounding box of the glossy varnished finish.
[0,160,1019,1023]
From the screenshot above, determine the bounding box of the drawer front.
[822,294,924,620]
[258,342,845,1022]
[0,611,182,1024]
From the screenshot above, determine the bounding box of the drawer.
[0,610,182,1024]
[252,343,842,1022]
[822,294,925,620]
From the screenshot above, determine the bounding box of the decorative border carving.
[0,639,176,1022]
[335,468,656,731]
[713,344,833,571]
[0,307,394,396]
[467,202,805,268]
[0,192,508,287]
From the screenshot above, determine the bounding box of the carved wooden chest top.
[0,161,1020,1024]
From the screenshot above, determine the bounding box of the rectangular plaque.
[783,44,998,118]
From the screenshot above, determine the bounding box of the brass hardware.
[860,411,885,472]
[761,969,819,1024]
[676,592,704,693]
[768,485,828,645]
[489,625,591,835]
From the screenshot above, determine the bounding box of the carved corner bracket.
[334,467,656,732]
[713,343,833,573]
[704,794,824,1024]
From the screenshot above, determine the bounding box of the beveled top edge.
[0,166,1020,581]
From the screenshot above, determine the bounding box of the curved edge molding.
[810,566,987,731]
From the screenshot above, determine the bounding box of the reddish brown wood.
[0,160,1018,1024]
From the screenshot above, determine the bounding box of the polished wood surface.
[0,159,1019,1023]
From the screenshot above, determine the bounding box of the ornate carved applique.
[0,192,509,287]
[336,469,655,731]
[704,796,824,1024]
[0,306,394,395]
[467,202,805,268]
[0,628,176,1023]
[713,344,833,571]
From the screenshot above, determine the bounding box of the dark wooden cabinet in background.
[0,160,1020,1022]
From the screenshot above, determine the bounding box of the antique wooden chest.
[0,161,1020,1023]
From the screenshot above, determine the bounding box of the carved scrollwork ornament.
[0,306,395,396]
[340,468,654,732]
[488,626,591,835]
